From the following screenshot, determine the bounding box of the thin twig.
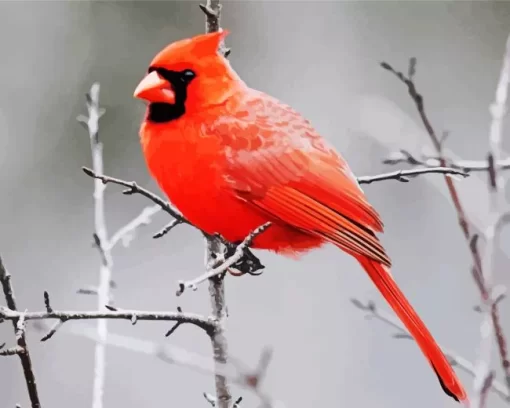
[0,346,24,356]
[351,299,510,401]
[0,256,41,408]
[107,205,161,250]
[82,167,186,225]
[77,287,99,296]
[165,307,185,337]
[357,166,468,185]
[384,149,510,173]
[83,166,454,216]
[473,33,510,407]
[176,223,272,296]
[79,82,111,408]
[0,305,215,336]
[383,56,510,404]
[153,219,183,239]
[382,60,487,294]
[47,322,283,407]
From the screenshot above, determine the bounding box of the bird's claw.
[224,244,265,276]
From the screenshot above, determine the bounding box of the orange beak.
[133,71,175,104]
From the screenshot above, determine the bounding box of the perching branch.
[0,256,41,408]
[176,223,272,296]
[83,166,468,222]
[204,235,233,408]
[176,222,271,296]
[200,2,234,407]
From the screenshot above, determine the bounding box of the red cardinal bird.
[134,30,467,403]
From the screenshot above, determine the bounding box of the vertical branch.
[206,237,232,408]
[473,34,510,408]
[0,256,41,408]
[383,47,510,404]
[78,83,111,408]
[201,1,232,407]
[202,0,221,34]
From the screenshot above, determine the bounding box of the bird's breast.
[142,119,221,194]
[140,119,251,237]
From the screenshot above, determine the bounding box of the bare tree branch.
[200,2,234,407]
[79,82,112,408]
[473,33,510,407]
[0,256,41,408]
[107,205,161,250]
[381,59,489,299]
[1,302,215,339]
[46,321,283,407]
[153,219,183,239]
[357,166,468,185]
[177,223,272,296]
[0,345,25,356]
[351,299,510,401]
[83,166,466,214]
[382,41,510,405]
[205,236,232,408]
[82,167,186,225]
[383,149,510,173]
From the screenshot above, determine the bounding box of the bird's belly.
[166,176,262,239]
[147,140,324,256]
[163,176,324,256]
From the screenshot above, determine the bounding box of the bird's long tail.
[356,255,468,404]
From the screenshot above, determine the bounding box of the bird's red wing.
[209,91,391,266]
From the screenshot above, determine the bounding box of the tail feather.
[356,255,467,403]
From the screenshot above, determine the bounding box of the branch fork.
[176,222,272,296]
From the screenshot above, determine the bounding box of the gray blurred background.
[1,1,510,407]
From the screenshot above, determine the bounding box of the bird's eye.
[181,69,196,81]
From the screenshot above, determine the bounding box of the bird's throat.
[147,102,186,123]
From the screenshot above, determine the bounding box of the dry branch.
[79,82,112,408]
[46,321,283,407]
[1,4,493,408]
[357,167,468,184]
[0,302,215,339]
[83,166,467,215]
[107,205,161,250]
[472,33,510,407]
[0,256,41,408]
[380,39,510,406]
[82,166,186,225]
[351,299,510,401]
[383,149,510,173]
[176,222,272,295]
[200,3,234,407]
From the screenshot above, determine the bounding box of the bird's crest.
[151,30,229,67]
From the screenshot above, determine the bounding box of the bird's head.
[134,30,241,123]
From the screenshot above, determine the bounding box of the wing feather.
[210,90,390,266]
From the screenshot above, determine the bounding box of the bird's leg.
[223,242,265,276]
